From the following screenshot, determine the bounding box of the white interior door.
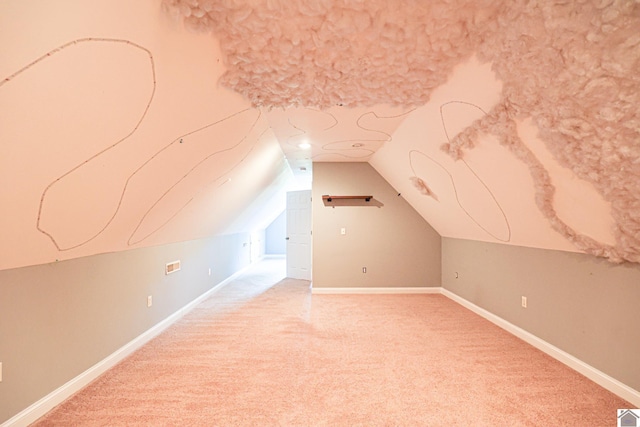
[286,190,312,280]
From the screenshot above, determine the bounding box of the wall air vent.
[165,260,181,275]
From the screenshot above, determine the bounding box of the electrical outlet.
[147,295,153,308]
[521,296,527,308]
[341,227,346,235]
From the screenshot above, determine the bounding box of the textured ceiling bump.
[162,0,489,108]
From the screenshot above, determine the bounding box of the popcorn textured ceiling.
[1,0,638,269]
[165,0,640,264]
[163,0,487,108]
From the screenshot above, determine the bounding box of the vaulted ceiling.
[1,0,638,270]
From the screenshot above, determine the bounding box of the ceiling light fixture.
[298,142,311,149]
[352,143,364,148]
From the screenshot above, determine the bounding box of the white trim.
[1,266,251,427]
[312,285,640,406]
[440,288,640,408]
[5,280,638,426]
[311,287,441,294]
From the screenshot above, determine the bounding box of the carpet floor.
[33,258,630,426]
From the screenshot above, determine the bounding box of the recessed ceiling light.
[352,143,364,148]
[298,142,311,149]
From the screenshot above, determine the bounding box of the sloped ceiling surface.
[0,0,296,270]
[1,0,639,270]
[166,0,640,264]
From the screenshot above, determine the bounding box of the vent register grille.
[165,260,181,275]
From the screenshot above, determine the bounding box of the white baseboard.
[1,266,251,427]
[440,288,640,408]
[311,287,441,294]
[5,280,637,426]
[313,285,640,406]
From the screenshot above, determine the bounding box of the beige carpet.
[34,258,630,426]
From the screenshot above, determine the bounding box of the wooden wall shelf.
[322,195,372,202]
